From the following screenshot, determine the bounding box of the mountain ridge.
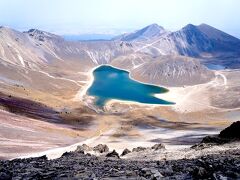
[0,23,239,88]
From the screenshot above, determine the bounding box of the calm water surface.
[87,65,174,107]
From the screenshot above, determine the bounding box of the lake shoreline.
[75,64,175,109]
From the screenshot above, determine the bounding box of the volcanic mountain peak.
[162,23,240,57]
[24,28,62,41]
[179,23,240,43]
[113,23,167,42]
[182,23,197,30]
[140,23,165,34]
[178,23,204,36]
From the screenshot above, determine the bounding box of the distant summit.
[113,23,240,58]
[170,23,240,56]
[24,29,62,41]
[113,23,167,41]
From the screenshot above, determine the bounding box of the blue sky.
[0,0,239,37]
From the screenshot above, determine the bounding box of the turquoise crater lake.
[87,65,174,107]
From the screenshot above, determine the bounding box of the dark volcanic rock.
[191,142,215,150]
[121,148,131,156]
[0,172,11,180]
[132,146,147,152]
[61,151,73,157]
[93,144,109,153]
[197,121,240,146]
[105,150,120,159]
[140,167,164,179]
[0,149,239,179]
[201,135,228,144]
[192,166,209,179]
[219,121,240,139]
[151,143,165,151]
[76,144,92,152]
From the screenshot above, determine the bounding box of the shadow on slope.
[0,92,95,130]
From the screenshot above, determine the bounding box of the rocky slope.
[0,148,239,180]
[0,26,134,69]
[130,55,214,86]
[1,122,239,180]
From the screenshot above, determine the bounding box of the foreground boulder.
[219,121,240,139]
[132,146,147,152]
[93,144,109,153]
[121,148,131,156]
[193,121,240,149]
[105,150,120,158]
[151,143,165,151]
[200,135,229,144]
[76,144,92,152]
[201,121,240,144]
[140,168,164,179]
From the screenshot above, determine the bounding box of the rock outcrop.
[121,148,131,156]
[151,143,165,151]
[76,144,92,152]
[105,150,120,159]
[132,146,147,152]
[219,121,240,139]
[193,121,240,149]
[93,144,109,153]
